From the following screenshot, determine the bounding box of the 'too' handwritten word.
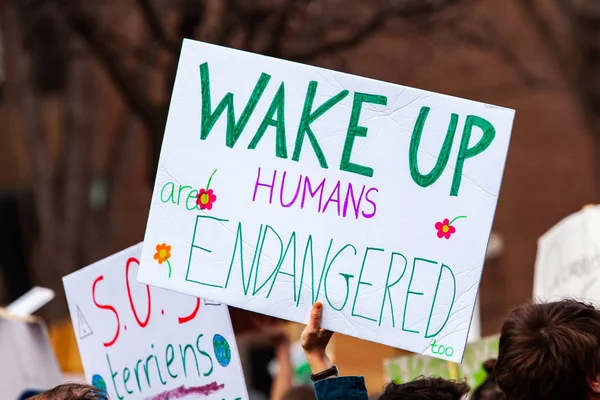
[430,339,455,357]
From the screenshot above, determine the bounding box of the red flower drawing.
[434,216,467,239]
[196,188,217,210]
[196,169,218,210]
[435,219,456,239]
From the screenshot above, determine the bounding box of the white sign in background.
[138,39,515,362]
[63,243,247,400]
[534,206,600,304]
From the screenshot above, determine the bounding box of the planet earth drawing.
[91,374,107,393]
[213,333,231,367]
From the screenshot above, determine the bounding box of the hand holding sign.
[301,302,334,375]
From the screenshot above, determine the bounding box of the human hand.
[301,302,334,373]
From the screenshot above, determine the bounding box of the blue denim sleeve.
[313,376,369,400]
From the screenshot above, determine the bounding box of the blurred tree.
[2,0,96,318]
[56,0,469,182]
[434,0,600,189]
[518,0,600,187]
[1,0,471,320]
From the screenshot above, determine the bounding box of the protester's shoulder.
[314,376,368,400]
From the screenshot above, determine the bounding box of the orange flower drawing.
[154,243,173,278]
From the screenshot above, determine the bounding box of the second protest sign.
[63,243,247,400]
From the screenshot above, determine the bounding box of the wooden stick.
[447,361,459,380]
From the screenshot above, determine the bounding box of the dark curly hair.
[28,383,108,400]
[471,359,505,400]
[495,300,600,400]
[379,376,470,400]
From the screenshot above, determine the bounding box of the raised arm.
[301,302,368,400]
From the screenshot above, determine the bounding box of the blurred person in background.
[300,302,470,400]
[255,316,315,400]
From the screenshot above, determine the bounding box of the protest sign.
[7,286,55,317]
[63,243,247,400]
[384,335,499,389]
[138,39,515,361]
[534,205,600,303]
[0,311,63,400]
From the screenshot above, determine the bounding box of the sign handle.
[447,361,458,380]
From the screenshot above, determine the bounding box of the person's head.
[28,383,108,400]
[495,300,600,400]
[379,377,469,400]
[281,385,316,400]
[471,359,504,400]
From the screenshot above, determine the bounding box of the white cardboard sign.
[534,206,600,303]
[63,243,247,400]
[138,39,515,361]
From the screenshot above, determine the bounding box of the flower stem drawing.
[449,216,467,225]
[435,216,467,239]
[206,169,217,189]
[153,243,173,278]
[196,169,218,210]
[166,259,172,278]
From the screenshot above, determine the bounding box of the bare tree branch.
[63,44,92,265]
[202,0,233,43]
[287,0,468,61]
[517,0,572,78]
[106,111,137,219]
[58,2,163,136]
[177,0,205,39]
[263,0,295,57]
[287,13,386,60]
[5,1,56,228]
[442,21,555,89]
[135,0,178,54]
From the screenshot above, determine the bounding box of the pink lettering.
[253,167,277,204]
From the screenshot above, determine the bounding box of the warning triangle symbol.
[77,306,93,339]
